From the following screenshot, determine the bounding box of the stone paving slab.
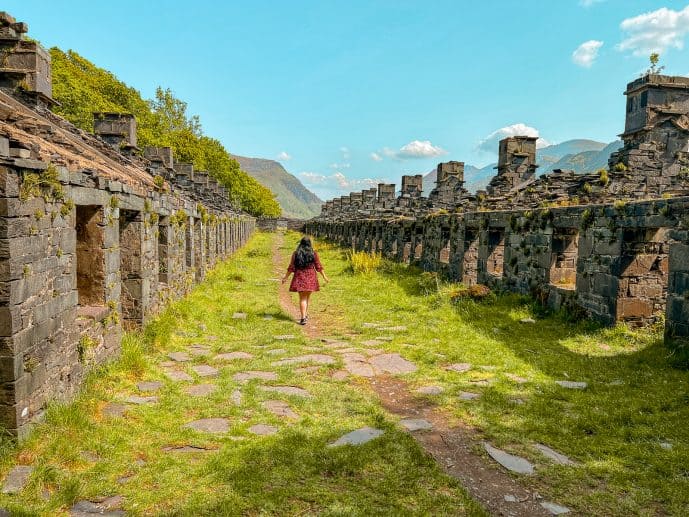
[534,444,576,465]
[230,390,243,405]
[381,325,407,332]
[556,380,587,389]
[370,353,417,374]
[70,500,125,516]
[342,356,376,377]
[399,418,433,431]
[361,339,384,347]
[263,400,299,419]
[165,370,193,382]
[2,465,33,494]
[331,370,349,381]
[102,403,127,418]
[233,371,278,382]
[260,385,311,398]
[192,365,219,377]
[274,335,296,340]
[267,349,287,355]
[416,386,444,395]
[184,418,229,434]
[272,354,336,366]
[185,384,217,397]
[137,381,163,392]
[483,442,534,475]
[125,396,158,405]
[248,424,278,436]
[329,427,384,447]
[459,391,481,401]
[216,351,254,361]
[506,374,528,384]
[446,363,472,373]
[541,501,571,515]
[168,352,190,362]
[232,312,247,319]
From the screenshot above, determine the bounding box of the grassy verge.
[308,233,689,516]
[0,231,483,516]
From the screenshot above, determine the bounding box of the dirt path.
[272,232,552,517]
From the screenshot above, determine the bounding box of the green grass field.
[310,233,689,516]
[0,232,483,516]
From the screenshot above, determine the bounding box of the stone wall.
[307,73,689,356]
[0,12,256,436]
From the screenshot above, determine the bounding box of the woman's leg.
[299,292,309,319]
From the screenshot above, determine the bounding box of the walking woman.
[282,236,328,325]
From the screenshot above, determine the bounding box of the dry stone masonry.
[307,73,689,357]
[0,13,255,436]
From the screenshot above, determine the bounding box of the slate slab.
[260,385,311,398]
[233,371,277,382]
[125,396,158,405]
[185,384,217,397]
[168,352,190,362]
[416,386,444,395]
[230,390,243,405]
[273,354,336,366]
[483,442,534,475]
[232,312,247,319]
[274,335,296,340]
[192,365,219,377]
[263,400,299,419]
[361,339,384,347]
[329,427,384,447]
[102,403,127,418]
[446,363,472,373]
[520,318,536,324]
[137,381,162,392]
[506,374,528,384]
[343,355,376,377]
[399,418,433,431]
[163,445,214,453]
[459,391,480,401]
[540,502,571,515]
[534,444,576,465]
[69,500,125,516]
[556,380,587,389]
[2,466,33,494]
[184,418,229,434]
[216,351,254,361]
[267,349,287,355]
[381,325,407,332]
[370,353,417,374]
[331,370,349,381]
[248,424,278,436]
[165,370,193,382]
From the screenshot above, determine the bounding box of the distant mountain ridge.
[422,139,623,194]
[231,155,322,219]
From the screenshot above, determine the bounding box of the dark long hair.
[294,236,315,269]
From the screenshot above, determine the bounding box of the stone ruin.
[0,13,255,436]
[307,73,689,357]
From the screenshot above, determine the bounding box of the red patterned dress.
[288,251,323,292]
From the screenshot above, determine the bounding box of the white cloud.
[477,123,550,154]
[299,171,383,198]
[329,162,350,169]
[276,151,292,161]
[339,146,351,160]
[572,40,604,67]
[376,140,447,161]
[617,5,689,57]
[580,0,605,7]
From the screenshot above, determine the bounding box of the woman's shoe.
[298,318,306,325]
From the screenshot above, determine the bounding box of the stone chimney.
[144,146,174,169]
[436,161,464,185]
[0,12,54,106]
[401,175,423,197]
[93,113,138,152]
[487,136,538,196]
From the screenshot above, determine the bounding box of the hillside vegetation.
[231,155,322,219]
[50,48,281,217]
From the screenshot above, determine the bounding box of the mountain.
[231,155,322,219]
[422,139,622,193]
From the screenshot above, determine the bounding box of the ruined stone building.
[0,13,255,436]
[307,73,689,356]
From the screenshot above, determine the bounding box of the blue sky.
[6,0,689,199]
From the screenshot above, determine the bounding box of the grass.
[310,232,689,516]
[0,231,482,516]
